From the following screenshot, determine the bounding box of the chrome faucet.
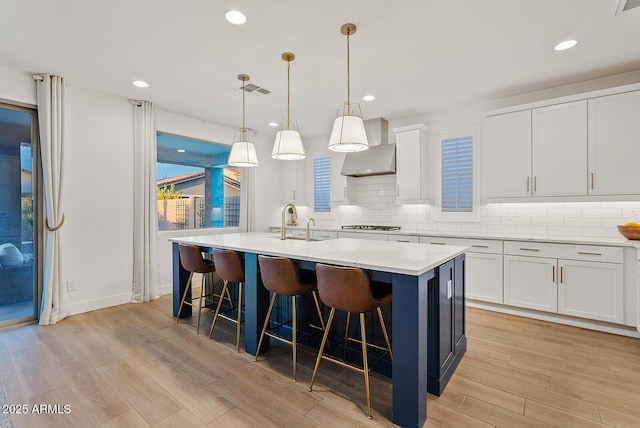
[306,217,316,241]
[281,203,297,240]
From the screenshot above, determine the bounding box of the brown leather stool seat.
[309,263,393,419]
[255,255,326,380]
[176,244,232,334]
[209,249,245,351]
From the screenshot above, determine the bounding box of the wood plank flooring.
[1,294,639,427]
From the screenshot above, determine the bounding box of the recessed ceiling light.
[225,10,247,25]
[363,95,375,101]
[554,40,577,51]
[268,122,279,127]
[177,149,186,153]
[132,80,149,88]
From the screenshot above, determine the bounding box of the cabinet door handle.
[431,242,446,245]
[577,251,602,256]
[293,190,296,200]
[552,265,556,282]
[526,176,530,192]
[591,172,595,190]
[471,245,489,248]
[534,176,537,192]
[519,247,540,252]
[560,266,564,283]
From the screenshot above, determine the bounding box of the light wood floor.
[1,294,640,427]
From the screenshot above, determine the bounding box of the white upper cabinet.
[588,91,640,195]
[532,100,587,197]
[485,101,588,199]
[393,124,429,203]
[484,110,532,198]
[329,151,355,205]
[281,159,307,204]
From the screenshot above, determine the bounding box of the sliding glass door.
[0,103,38,326]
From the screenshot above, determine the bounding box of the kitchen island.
[170,232,467,428]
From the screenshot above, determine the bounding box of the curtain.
[132,101,160,302]
[36,74,70,325]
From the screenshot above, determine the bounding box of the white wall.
[65,87,135,313]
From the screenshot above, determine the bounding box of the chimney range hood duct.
[340,117,395,177]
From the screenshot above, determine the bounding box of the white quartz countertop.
[272,225,634,247]
[170,232,467,276]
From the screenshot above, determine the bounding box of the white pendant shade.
[228,129,258,167]
[272,123,305,160]
[328,111,369,152]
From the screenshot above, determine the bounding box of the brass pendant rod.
[346,29,351,107]
[287,59,291,127]
[242,78,246,131]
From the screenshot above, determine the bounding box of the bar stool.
[309,263,393,419]
[209,249,245,352]
[255,255,326,381]
[176,244,233,334]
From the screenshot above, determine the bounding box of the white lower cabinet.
[504,255,558,313]
[558,259,623,324]
[420,237,504,304]
[466,252,503,304]
[503,241,624,323]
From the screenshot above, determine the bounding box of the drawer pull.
[431,242,446,245]
[577,251,602,256]
[319,235,332,238]
[519,247,540,252]
[396,240,411,243]
[471,245,489,248]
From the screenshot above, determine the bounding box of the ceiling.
[1,0,640,140]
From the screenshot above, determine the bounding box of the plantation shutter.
[314,156,330,212]
[441,136,473,212]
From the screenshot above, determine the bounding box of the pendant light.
[272,52,306,160]
[228,74,259,167]
[328,23,369,152]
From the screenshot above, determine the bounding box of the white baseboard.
[467,300,640,338]
[69,292,132,315]
[160,282,173,296]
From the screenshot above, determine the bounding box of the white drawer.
[338,231,389,241]
[312,231,337,240]
[504,241,623,263]
[388,234,420,243]
[419,236,502,254]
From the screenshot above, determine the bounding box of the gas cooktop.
[341,225,401,231]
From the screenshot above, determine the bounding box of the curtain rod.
[33,74,44,81]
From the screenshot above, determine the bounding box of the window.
[438,129,478,221]
[313,156,330,212]
[156,133,241,231]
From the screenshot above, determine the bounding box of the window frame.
[436,127,480,222]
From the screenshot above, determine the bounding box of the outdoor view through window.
[156,133,240,231]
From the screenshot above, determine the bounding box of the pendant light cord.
[346,27,351,110]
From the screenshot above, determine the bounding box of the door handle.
[552,265,555,282]
[560,266,564,283]
[591,172,595,190]
[526,176,530,192]
[534,176,537,192]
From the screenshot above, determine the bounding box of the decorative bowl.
[617,225,640,240]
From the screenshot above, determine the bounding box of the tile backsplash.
[316,175,640,238]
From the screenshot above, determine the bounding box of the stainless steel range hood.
[340,117,395,177]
